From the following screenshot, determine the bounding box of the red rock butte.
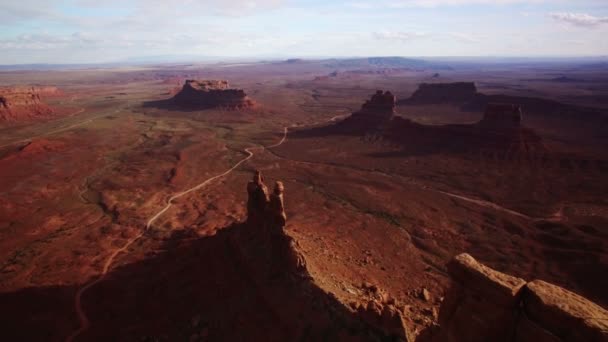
[0,86,61,122]
[171,79,256,109]
[360,90,397,119]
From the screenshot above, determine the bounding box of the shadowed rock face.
[319,89,545,156]
[481,103,523,129]
[404,82,477,104]
[0,86,60,122]
[171,79,256,109]
[360,90,396,118]
[325,90,396,134]
[422,253,608,342]
[240,171,411,340]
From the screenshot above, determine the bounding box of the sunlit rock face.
[0,86,60,122]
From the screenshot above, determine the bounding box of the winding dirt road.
[66,127,288,342]
[65,113,560,341]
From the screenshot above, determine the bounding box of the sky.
[1,0,607,64]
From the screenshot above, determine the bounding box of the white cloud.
[549,12,608,28]
[352,0,548,9]
[373,30,427,42]
[448,32,483,43]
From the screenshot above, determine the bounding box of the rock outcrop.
[427,253,608,342]
[0,86,60,122]
[329,90,396,134]
[404,82,477,104]
[303,89,545,156]
[171,79,255,109]
[235,170,410,340]
[359,90,397,119]
[353,282,410,340]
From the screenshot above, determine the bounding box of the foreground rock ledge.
[427,253,608,342]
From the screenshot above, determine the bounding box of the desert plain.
[0,57,607,340]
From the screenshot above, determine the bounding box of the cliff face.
[171,79,256,109]
[0,86,60,122]
[424,253,608,342]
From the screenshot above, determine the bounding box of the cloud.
[448,32,483,43]
[549,12,608,28]
[351,0,548,9]
[373,30,427,42]
[78,0,285,17]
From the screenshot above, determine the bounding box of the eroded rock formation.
[329,90,396,134]
[0,86,60,122]
[246,170,269,224]
[360,90,397,118]
[171,79,255,109]
[236,170,410,340]
[426,253,608,342]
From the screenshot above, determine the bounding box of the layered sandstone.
[428,253,608,342]
[0,86,60,122]
[171,79,255,109]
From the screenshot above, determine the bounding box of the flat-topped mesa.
[426,253,608,342]
[0,86,57,122]
[359,90,396,119]
[404,82,477,104]
[479,103,523,129]
[171,79,255,109]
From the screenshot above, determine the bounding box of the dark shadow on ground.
[1,222,399,341]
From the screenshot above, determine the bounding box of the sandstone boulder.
[435,253,526,342]
[426,253,608,342]
[447,253,526,306]
[523,280,608,342]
